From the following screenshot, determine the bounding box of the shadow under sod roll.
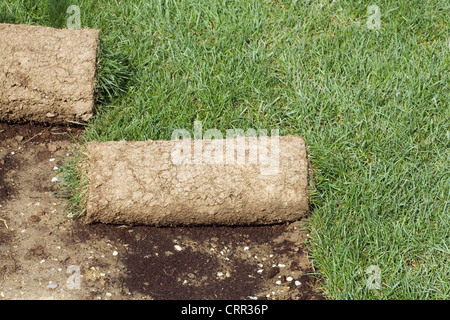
[84,136,309,226]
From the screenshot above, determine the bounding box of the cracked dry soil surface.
[0,122,324,300]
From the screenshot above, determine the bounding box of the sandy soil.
[0,122,323,300]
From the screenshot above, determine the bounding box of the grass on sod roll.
[1,0,448,299]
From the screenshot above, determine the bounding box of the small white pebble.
[47,283,58,289]
[266,294,270,298]
[183,280,188,284]
[275,280,282,285]
[40,259,45,264]
[112,251,118,256]
[51,177,58,182]
[49,158,56,162]
[248,296,258,300]
[174,245,182,251]
[105,292,112,297]
[278,263,286,268]
[11,152,15,155]
[35,202,40,206]
[295,281,302,286]
[21,229,26,233]
[257,269,264,273]
[286,276,293,281]
[53,166,58,170]
[244,246,249,251]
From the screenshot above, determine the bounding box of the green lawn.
[1,0,448,299]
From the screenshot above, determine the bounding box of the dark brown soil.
[0,152,15,203]
[71,223,324,300]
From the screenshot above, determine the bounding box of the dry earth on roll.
[0,24,99,124]
[85,136,309,226]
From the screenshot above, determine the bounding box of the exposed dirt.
[0,122,324,300]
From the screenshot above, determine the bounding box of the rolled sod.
[84,136,309,226]
[0,23,99,124]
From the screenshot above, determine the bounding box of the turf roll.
[0,23,99,124]
[84,136,309,226]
